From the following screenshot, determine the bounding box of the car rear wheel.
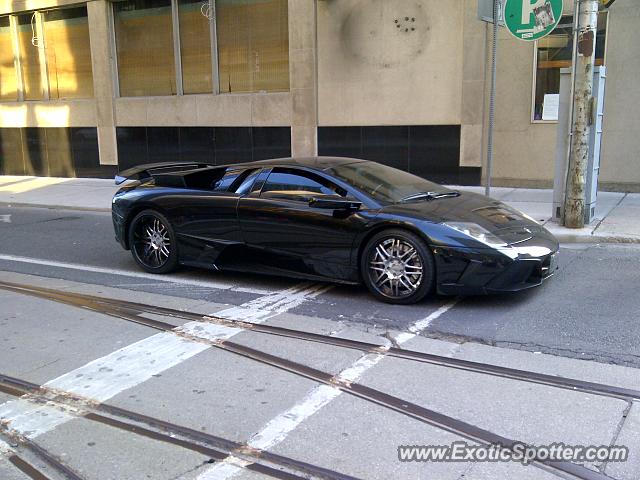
[128,210,178,274]
[361,229,435,304]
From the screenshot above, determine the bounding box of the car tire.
[360,229,435,305]
[128,210,179,274]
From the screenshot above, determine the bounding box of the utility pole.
[563,0,599,228]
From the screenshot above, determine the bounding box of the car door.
[168,167,259,265]
[237,167,367,278]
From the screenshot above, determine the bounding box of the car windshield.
[328,161,452,204]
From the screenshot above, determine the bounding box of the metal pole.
[485,0,499,197]
[563,0,598,228]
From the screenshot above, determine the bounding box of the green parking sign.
[504,0,564,41]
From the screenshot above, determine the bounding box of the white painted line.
[0,438,13,454]
[0,214,10,223]
[197,457,252,480]
[197,298,459,480]
[249,385,342,452]
[215,283,333,322]
[0,253,274,295]
[0,282,329,441]
[46,332,211,401]
[0,401,75,439]
[334,347,390,383]
[394,298,460,344]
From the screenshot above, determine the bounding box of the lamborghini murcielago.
[112,157,559,304]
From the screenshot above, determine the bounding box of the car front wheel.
[361,229,435,304]
[128,210,179,274]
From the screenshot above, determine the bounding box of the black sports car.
[112,157,559,304]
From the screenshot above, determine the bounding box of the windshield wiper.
[400,191,460,203]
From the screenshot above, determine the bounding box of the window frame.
[111,0,179,97]
[1,6,93,103]
[531,12,609,124]
[14,11,47,101]
[41,6,95,100]
[111,0,220,98]
[174,0,219,95]
[111,0,289,98]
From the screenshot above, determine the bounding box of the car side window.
[260,169,346,203]
[211,168,244,192]
[232,169,262,195]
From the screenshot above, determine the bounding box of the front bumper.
[433,242,559,295]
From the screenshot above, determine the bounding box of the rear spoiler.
[115,162,214,185]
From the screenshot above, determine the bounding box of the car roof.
[229,156,368,172]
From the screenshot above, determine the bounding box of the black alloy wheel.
[128,210,179,274]
[361,229,435,304]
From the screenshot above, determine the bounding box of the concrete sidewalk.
[1,174,639,243]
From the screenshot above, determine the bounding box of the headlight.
[442,222,507,248]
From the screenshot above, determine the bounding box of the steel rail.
[1,281,639,402]
[0,373,359,480]
[7,454,53,480]
[0,425,84,480]
[0,281,619,480]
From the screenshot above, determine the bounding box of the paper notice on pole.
[542,94,560,121]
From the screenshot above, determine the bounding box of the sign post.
[482,1,564,198]
[484,0,501,197]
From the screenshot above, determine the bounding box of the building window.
[0,16,18,101]
[533,13,607,122]
[114,0,177,97]
[216,0,289,93]
[0,7,94,102]
[178,0,213,94]
[112,0,289,97]
[16,14,44,100]
[42,6,93,99]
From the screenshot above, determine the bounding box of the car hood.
[380,191,545,245]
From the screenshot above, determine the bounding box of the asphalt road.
[1,205,639,368]
[2,205,640,480]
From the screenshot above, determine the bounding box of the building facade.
[0,0,638,190]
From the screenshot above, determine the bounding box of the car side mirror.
[308,197,362,212]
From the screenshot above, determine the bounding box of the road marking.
[0,253,274,295]
[214,283,333,321]
[0,439,12,454]
[0,214,10,223]
[394,300,459,344]
[0,282,330,440]
[197,298,459,479]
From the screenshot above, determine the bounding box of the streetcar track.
[0,374,359,480]
[2,280,638,402]
[0,280,619,480]
[8,454,52,480]
[0,425,84,480]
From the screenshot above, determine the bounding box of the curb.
[0,202,110,213]
[554,234,640,245]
